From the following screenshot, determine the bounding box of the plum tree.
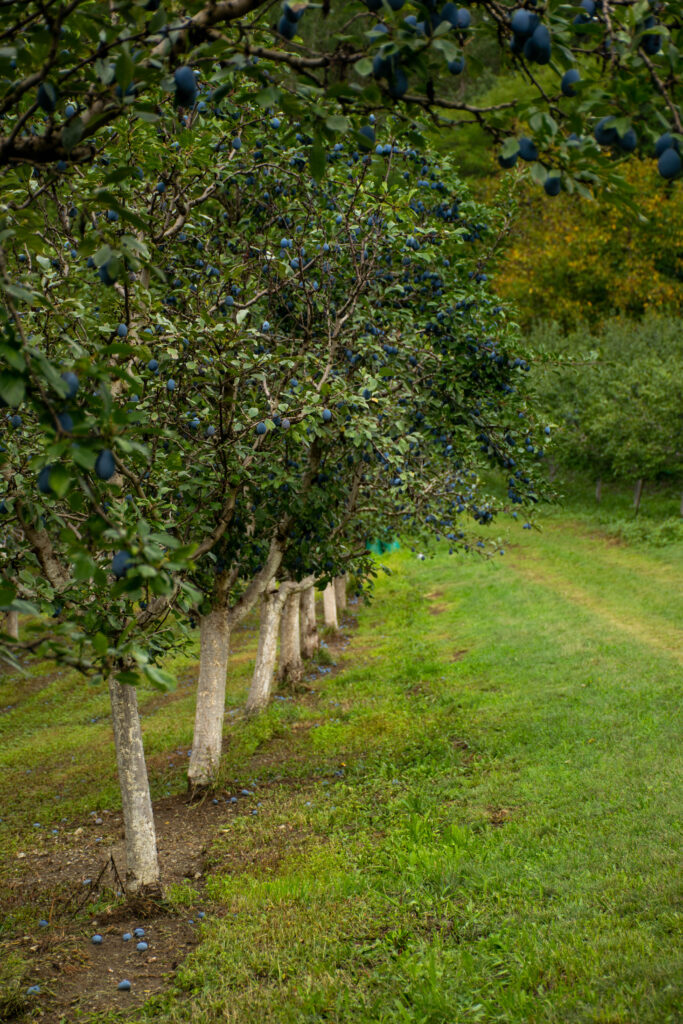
[0,0,679,197]
[0,75,546,888]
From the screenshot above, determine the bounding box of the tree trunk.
[107,677,161,896]
[2,610,19,669]
[633,478,644,515]
[187,608,231,792]
[300,584,319,659]
[323,581,338,630]
[278,589,303,685]
[333,576,347,614]
[595,477,602,504]
[246,588,284,714]
[3,610,18,640]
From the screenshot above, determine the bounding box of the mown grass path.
[133,520,681,1024]
[2,518,681,1023]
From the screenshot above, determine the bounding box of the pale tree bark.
[334,576,347,614]
[323,581,338,630]
[188,538,286,790]
[107,677,161,896]
[246,586,288,714]
[188,608,231,792]
[300,584,319,659]
[634,478,644,515]
[3,610,18,640]
[278,589,302,686]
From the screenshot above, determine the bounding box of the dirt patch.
[487,806,514,827]
[428,604,447,616]
[451,649,467,662]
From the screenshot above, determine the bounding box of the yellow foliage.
[491,161,683,329]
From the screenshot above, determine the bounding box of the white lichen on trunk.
[4,610,18,640]
[107,677,161,896]
[188,608,231,792]
[334,576,347,614]
[300,584,319,659]
[323,581,338,630]
[246,587,286,713]
[278,589,302,685]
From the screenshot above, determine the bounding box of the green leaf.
[354,57,373,77]
[325,115,349,133]
[70,446,97,471]
[0,372,25,407]
[47,465,71,497]
[309,138,326,182]
[92,632,108,656]
[115,50,134,92]
[62,116,85,153]
[116,669,140,686]
[143,664,176,691]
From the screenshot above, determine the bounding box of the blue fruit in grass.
[122,932,132,941]
[544,175,562,196]
[518,136,538,161]
[60,371,79,398]
[136,941,148,952]
[322,408,332,422]
[658,147,682,179]
[95,449,115,480]
[38,466,54,495]
[561,68,580,96]
[111,550,133,579]
[174,66,197,106]
[37,82,57,112]
[118,980,131,991]
[133,928,145,938]
[256,421,267,435]
[117,323,128,337]
[27,985,41,996]
[91,934,103,945]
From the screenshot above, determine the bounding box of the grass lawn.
[1,511,681,1023]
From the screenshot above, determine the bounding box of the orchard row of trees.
[0,89,547,893]
[0,0,680,897]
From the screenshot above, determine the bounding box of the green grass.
[2,511,682,1023]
